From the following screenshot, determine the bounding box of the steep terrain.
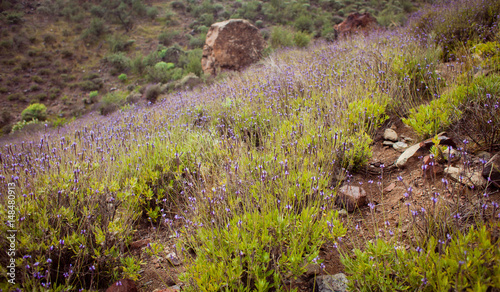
[0,0,500,291]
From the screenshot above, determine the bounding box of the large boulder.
[201,19,266,75]
[334,12,378,35]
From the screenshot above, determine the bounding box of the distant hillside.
[0,0,421,135]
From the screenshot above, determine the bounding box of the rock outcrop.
[201,19,266,75]
[334,12,378,35]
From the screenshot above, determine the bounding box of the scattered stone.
[316,273,348,292]
[106,279,138,292]
[129,239,150,250]
[304,263,321,277]
[395,143,421,168]
[383,182,395,193]
[337,209,348,217]
[482,154,500,188]
[442,148,461,163]
[383,140,394,146]
[445,166,487,188]
[153,287,180,292]
[383,128,398,142]
[166,252,181,266]
[393,141,408,152]
[201,19,266,75]
[334,12,378,36]
[476,151,492,162]
[335,185,367,212]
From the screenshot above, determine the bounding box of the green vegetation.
[21,103,47,121]
[1,1,500,291]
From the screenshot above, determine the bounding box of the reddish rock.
[422,155,443,176]
[383,182,395,193]
[106,279,138,292]
[129,238,150,250]
[335,185,367,212]
[334,12,378,35]
[201,19,266,75]
[482,153,500,188]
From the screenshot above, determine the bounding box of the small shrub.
[99,91,127,115]
[79,80,103,91]
[293,31,311,48]
[21,103,47,121]
[188,34,206,49]
[118,73,127,83]
[31,75,44,84]
[270,26,294,48]
[183,49,203,76]
[88,90,99,103]
[146,6,159,20]
[82,18,106,42]
[294,14,313,33]
[158,30,179,46]
[7,93,25,102]
[108,34,135,53]
[43,34,57,45]
[104,52,131,74]
[145,84,161,103]
[34,93,48,101]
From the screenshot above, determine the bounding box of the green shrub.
[270,26,294,49]
[146,6,158,20]
[4,11,24,24]
[31,75,44,84]
[294,14,313,33]
[158,30,179,46]
[79,79,103,91]
[99,91,127,115]
[293,31,311,48]
[342,225,500,291]
[104,52,131,74]
[132,54,146,74]
[82,18,106,42]
[88,90,99,103]
[118,73,127,83]
[188,34,206,49]
[183,49,203,76]
[347,93,389,135]
[108,34,135,52]
[180,208,346,291]
[11,119,41,133]
[21,103,47,121]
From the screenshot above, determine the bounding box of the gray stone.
[393,141,408,152]
[395,143,421,168]
[335,185,367,212]
[337,209,348,217]
[316,273,348,292]
[445,166,487,188]
[442,148,461,162]
[477,151,492,162]
[383,128,398,142]
[166,252,181,266]
[382,141,394,146]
